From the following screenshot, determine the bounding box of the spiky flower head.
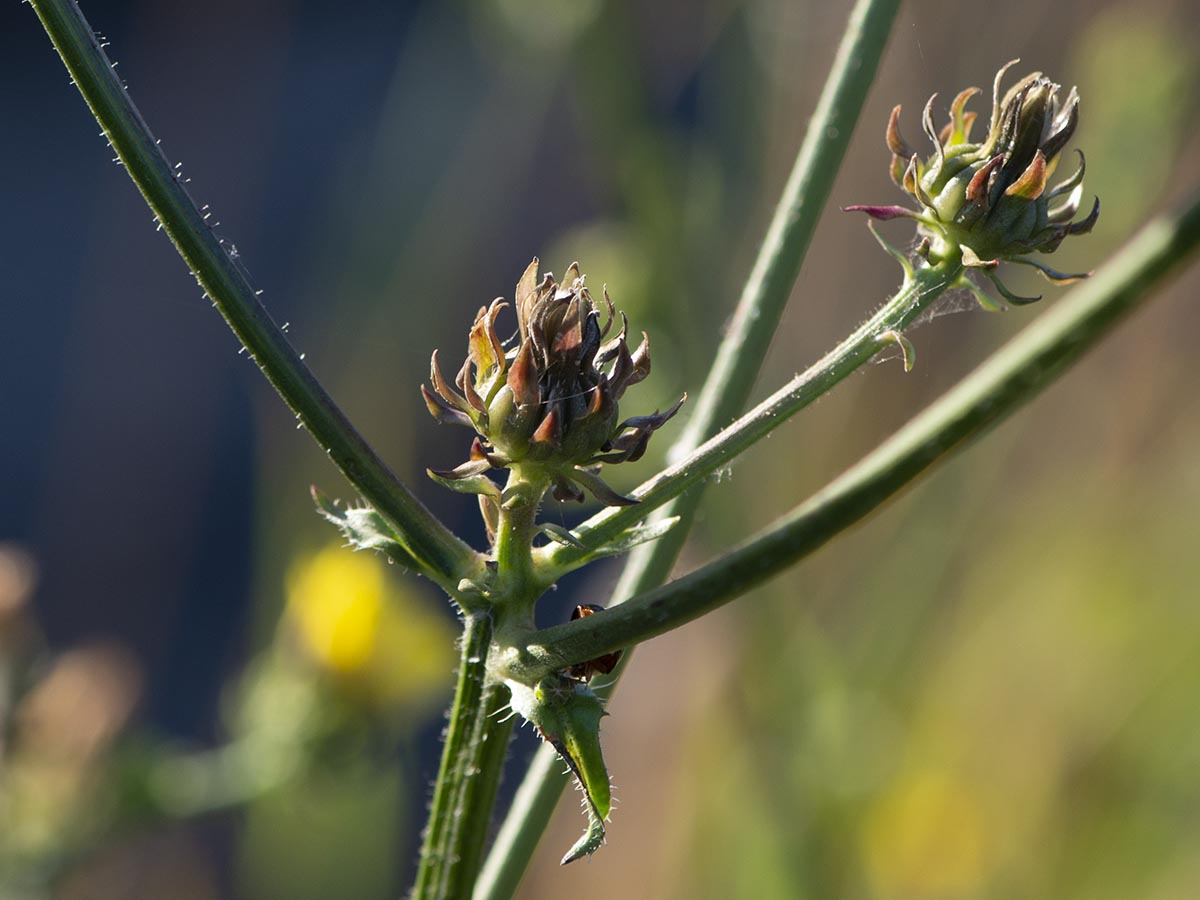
[848,62,1099,304]
[422,259,683,507]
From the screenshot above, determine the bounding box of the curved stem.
[518,194,1200,677]
[28,0,480,588]
[478,0,902,894]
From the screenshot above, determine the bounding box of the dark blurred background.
[3,0,1199,897]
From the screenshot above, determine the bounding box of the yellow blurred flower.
[285,545,455,711]
[864,769,988,899]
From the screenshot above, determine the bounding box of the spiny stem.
[28,0,481,589]
[519,194,1200,677]
[476,0,902,894]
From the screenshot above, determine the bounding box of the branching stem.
[477,0,902,893]
[519,195,1200,677]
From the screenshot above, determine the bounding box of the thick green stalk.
[414,467,545,897]
[434,681,518,900]
[492,470,551,611]
[440,683,517,899]
[28,0,480,588]
[413,614,493,899]
[477,0,901,895]
[519,195,1200,676]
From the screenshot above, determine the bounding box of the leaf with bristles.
[310,486,421,570]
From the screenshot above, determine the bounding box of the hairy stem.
[28,0,480,589]
[414,469,546,897]
[477,0,902,894]
[413,614,493,899]
[433,682,516,900]
[520,194,1200,676]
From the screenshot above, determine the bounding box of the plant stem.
[472,746,565,898]
[28,0,480,589]
[519,194,1200,676]
[441,683,516,899]
[414,468,545,897]
[413,614,493,899]
[477,0,901,894]
[493,470,551,609]
[539,254,955,578]
[537,0,903,579]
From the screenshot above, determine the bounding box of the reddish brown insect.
[565,604,623,682]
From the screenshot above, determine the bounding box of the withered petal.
[1067,196,1100,235]
[1004,149,1048,200]
[507,341,541,410]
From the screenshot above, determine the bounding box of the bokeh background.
[3,0,1200,897]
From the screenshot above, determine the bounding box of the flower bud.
[423,260,684,505]
[848,63,1099,305]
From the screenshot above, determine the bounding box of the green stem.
[413,470,546,897]
[28,0,480,588]
[536,0,904,579]
[440,683,517,899]
[493,469,549,604]
[519,194,1200,676]
[472,746,565,898]
[413,614,493,899]
[477,0,901,894]
[539,256,957,578]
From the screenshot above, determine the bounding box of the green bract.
[506,674,611,864]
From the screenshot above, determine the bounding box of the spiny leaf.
[310,486,421,570]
